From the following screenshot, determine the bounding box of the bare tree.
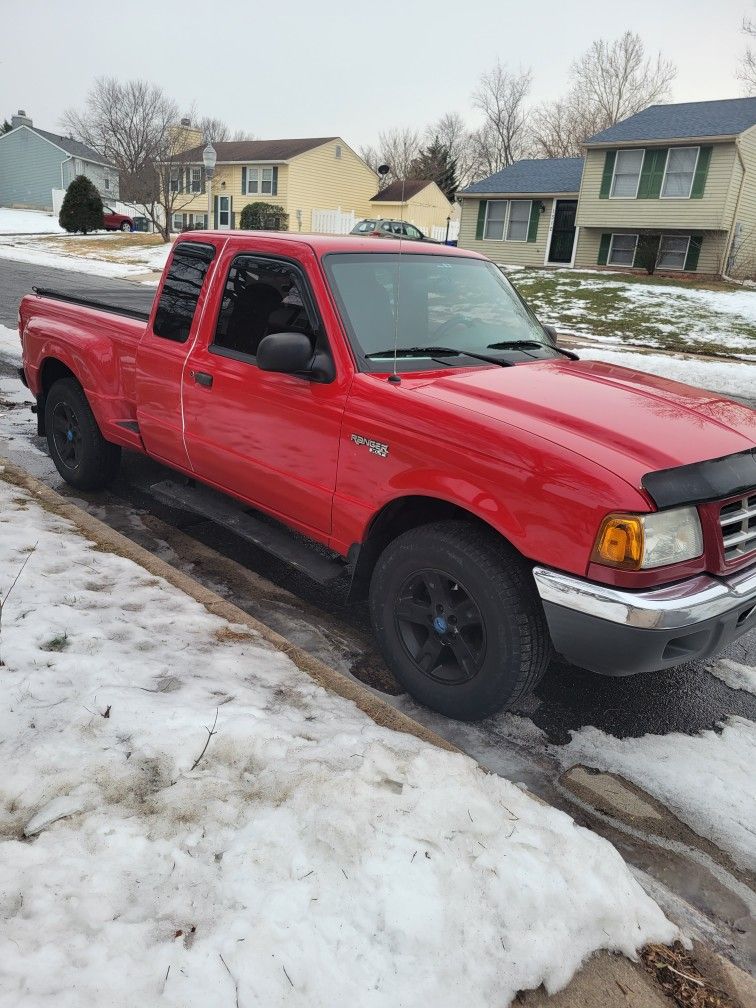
[530,99,606,159]
[63,77,202,240]
[195,116,257,143]
[424,112,478,189]
[471,63,533,173]
[358,128,421,186]
[570,31,676,130]
[739,13,756,94]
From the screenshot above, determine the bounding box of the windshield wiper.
[365,346,513,367]
[487,340,580,361]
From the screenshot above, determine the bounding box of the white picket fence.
[312,207,358,234]
[430,220,460,243]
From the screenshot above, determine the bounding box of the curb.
[0,456,457,757]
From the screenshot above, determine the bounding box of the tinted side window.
[211,256,316,359]
[153,242,216,343]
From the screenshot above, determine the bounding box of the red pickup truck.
[17,233,756,719]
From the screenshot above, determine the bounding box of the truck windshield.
[324,252,553,372]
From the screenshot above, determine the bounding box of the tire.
[369,521,551,720]
[120,221,131,232]
[44,377,121,491]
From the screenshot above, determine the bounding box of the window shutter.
[213,195,218,229]
[229,198,233,230]
[242,167,247,194]
[691,146,712,199]
[272,166,278,196]
[684,234,703,271]
[637,148,667,199]
[526,201,540,242]
[475,200,488,240]
[599,151,616,199]
[597,233,612,265]
[200,168,206,195]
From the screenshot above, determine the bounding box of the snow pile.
[578,348,756,400]
[558,718,756,873]
[0,479,676,1007]
[0,238,149,278]
[709,658,756,695]
[0,208,65,234]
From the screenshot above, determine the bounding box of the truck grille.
[720,493,756,562]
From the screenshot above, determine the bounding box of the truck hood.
[409,359,756,492]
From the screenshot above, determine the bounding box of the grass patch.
[42,632,68,652]
[509,269,756,357]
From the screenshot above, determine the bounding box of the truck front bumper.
[533,563,756,676]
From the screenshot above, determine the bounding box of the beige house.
[173,136,378,232]
[459,97,756,278]
[368,179,454,236]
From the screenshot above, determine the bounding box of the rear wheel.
[120,221,131,232]
[44,377,121,490]
[369,521,551,720]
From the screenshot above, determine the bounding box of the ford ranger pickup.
[17,232,756,719]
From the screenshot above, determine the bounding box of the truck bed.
[33,285,155,322]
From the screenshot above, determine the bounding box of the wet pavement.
[1,258,754,971]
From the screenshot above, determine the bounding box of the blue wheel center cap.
[432,615,448,634]
[66,429,74,442]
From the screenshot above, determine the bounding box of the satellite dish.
[377,164,390,176]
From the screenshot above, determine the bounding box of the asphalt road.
[1,257,754,966]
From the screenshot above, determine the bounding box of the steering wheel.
[432,314,477,340]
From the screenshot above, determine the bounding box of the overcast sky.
[2,0,751,149]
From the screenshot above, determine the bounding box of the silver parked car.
[350,218,430,241]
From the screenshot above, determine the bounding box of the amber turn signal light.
[591,515,644,570]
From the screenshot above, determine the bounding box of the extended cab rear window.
[153,242,216,343]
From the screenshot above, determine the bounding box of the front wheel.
[120,221,131,232]
[44,377,121,490]
[369,521,551,720]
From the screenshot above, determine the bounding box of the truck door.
[135,240,218,468]
[181,250,348,536]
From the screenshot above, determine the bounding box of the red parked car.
[16,233,756,720]
[102,207,133,232]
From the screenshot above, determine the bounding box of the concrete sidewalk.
[2,455,754,1008]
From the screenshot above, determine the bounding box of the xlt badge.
[351,433,389,458]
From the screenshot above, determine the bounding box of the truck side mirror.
[542,324,559,346]
[257,332,335,382]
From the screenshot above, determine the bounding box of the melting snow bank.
[578,348,756,399]
[556,718,756,875]
[0,479,676,1007]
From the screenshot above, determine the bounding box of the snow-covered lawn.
[511,270,756,359]
[0,477,676,1007]
[0,208,65,235]
[0,233,170,280]
[557,718,756,874]
[578,348,756,400]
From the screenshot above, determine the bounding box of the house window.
[104,177,110,190]
[506,200,532,241]
[610,149,644,198]
[483,200,507,240]
[170,170,179,193]
[335,144,342,159]
[172,214,184,231]
[247,166,274,195]
[661,147,699,199]
[608,233,638,266]
[657,235,690,270]
[191,167,202,193]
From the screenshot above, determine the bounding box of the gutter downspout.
[721,141,747,281]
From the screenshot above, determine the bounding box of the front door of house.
[548,200,577,264]
[217,195,231,229]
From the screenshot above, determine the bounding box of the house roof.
[1,124,116,169]
[585,97,756,146]
[370,179,433,202]
[461,157,584,196]
[181,137,338,162]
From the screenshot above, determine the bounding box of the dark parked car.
[350,218,429,240]
[103,207,133,232]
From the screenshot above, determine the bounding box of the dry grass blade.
[640,943,737,1008]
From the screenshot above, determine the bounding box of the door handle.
[191,371,213,388]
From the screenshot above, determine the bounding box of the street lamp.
[203,143,217,229]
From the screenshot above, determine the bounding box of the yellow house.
[368,179,454,236]
[172,136,378,233]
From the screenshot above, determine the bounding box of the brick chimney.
[11,110,33,128]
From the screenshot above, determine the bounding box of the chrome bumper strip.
[532,564,756,630]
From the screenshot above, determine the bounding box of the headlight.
[592,506,703,570]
